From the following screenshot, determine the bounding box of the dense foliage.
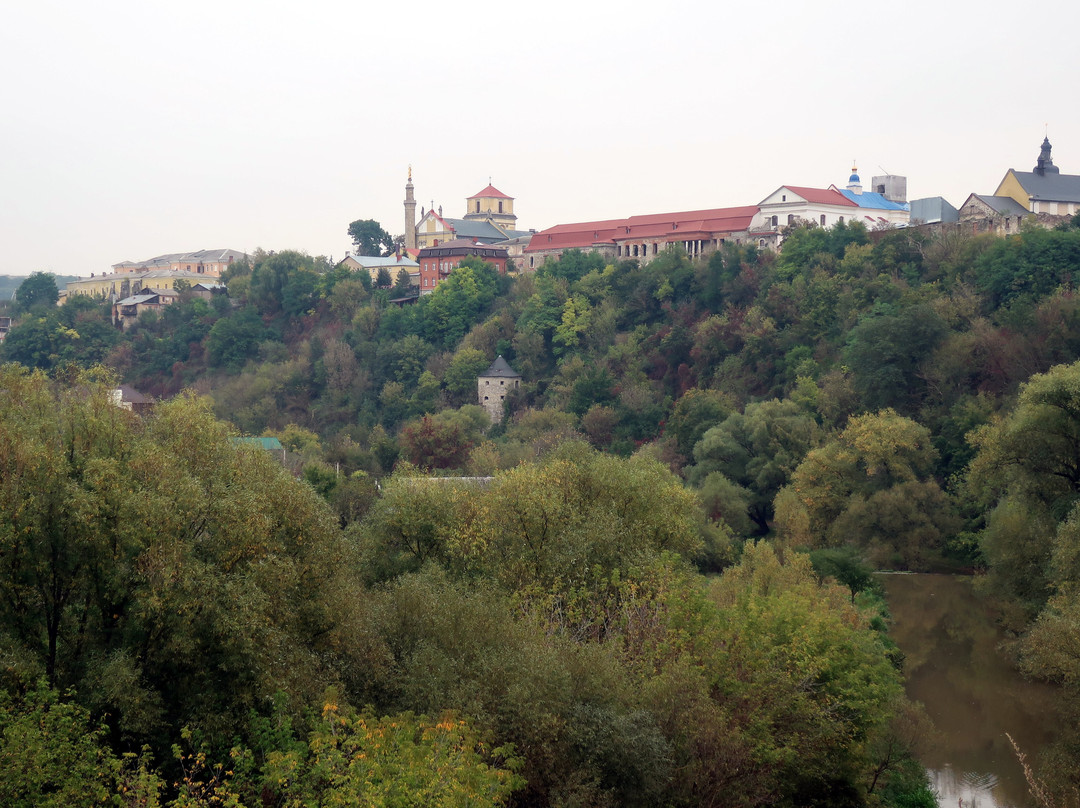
[5,217,1080,803]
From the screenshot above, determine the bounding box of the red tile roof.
[780,186,857,207]
[468,184,512,200]
[525,207,759,253]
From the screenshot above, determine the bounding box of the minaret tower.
[404,166,417,251]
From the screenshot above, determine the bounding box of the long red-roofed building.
[523,206,760,268]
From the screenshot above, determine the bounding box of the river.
[881,573,1062,808]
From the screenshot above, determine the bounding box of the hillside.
[3,219,1080,805]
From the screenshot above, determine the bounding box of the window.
[838,216,844,224]
[759,239,765,247]
[771,216,778,227]
[498,201,503,213]
[476,201,481,212]
[782,194,786,201]
[787,214,795,225]
[820,214,826,226]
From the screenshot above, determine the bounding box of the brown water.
[881,573,1062,808]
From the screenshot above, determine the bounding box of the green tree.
[967,360,1080,616]
[0,683,163,807]
[690,398,821,534]
[14,271,59,312]
[399,414,474,470]
[347,219,395,256]
[205,306,276,369]
[0,366,357,754]
[777,409,959,569]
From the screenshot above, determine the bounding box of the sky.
[2,0,1079,277]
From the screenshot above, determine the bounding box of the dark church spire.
[1035,135,1060,176]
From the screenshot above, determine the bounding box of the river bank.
[880,573,1061,808]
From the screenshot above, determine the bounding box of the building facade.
[417,239,509,294]
[994,136,1080,216]
[112,248,245,277]
[523,206,759,268]
[65,269,213,303]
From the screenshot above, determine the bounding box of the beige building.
[406,172,533,249]
[112,248,246,277]
[65,269,213,303]
[337,253,419,287]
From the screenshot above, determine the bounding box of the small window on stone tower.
[498,201,503,213]
[476,201,481,213]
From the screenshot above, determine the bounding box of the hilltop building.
[750,166,909,248]
[994,136,1080,216]
[112,249,245,277]
[478,356,520,425]
[525,164,908,261]
[337,252,419,288]
[418,239,509,294]
[65,269,215,303]
[404,171,533,250]
[524,206,759,268]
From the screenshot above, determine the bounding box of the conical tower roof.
[481,355,520,378]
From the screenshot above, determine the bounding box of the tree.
[14,271,59,312]
[399,414,474,470]
[776,409,959,569]
[689,398,821,534]
[845,304,947,414]
[967,360,1080,616]
[0,366,357,755]
[348,219,395,257]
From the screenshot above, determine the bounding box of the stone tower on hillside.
[478,355,520,425]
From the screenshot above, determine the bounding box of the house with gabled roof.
[994,136,1080,217]
[751,166,909,248]
[408,173,533,249]
[112,289,180,328]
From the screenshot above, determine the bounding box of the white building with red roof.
[750,167,909,247]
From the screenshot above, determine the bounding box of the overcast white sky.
[2,0,1078,277]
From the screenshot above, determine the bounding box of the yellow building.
[993,137,1080,216]
[65,269,212,303]
[407,173,532,249]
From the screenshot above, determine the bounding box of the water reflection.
[880,574,1061,808]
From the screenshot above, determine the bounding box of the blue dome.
[849,172,860,183]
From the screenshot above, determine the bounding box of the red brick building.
[417,238,509,295]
